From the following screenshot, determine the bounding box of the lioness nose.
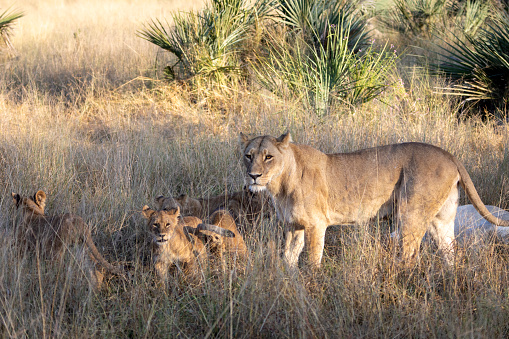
[249,173,261,180]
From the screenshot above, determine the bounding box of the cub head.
[174,194,202,216]
[239,132,292,193]
[154,195,180,211]
[12,190,47,215]
[196,222,235,248]
[155,194,202,217]
[142,205,180,245]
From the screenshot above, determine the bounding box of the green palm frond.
[433,12,509,108]
[275,0,370,50]
[0,7,24,39]
[253,17,397,115]
[139,0,271,85]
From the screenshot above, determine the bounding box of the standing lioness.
[240,132,509,268]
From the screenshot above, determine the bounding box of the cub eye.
[165,223,171,227]
[265,155,273,161]
[245,154,252,160]
[153,223,159,228]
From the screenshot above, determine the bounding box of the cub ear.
[12,192,21,208]
[163,206,180,217]
[239,132,251,149]
[276,132,292,149]
[154,195,166,209]
[172,206,181,217]
[141,205,156,219]
[34,190,47,207]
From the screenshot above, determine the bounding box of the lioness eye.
[265,155,273,161]
[245,154,252,160]
[166,223,171,227]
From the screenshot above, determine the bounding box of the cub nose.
[249,173,262,180]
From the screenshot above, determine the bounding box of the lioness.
[12,190,124,289]
[155,187,272,226]
[141,205,234,283]
[239,132,509,268]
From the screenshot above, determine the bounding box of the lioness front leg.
[306,225,327,268]
[284,224,305,268]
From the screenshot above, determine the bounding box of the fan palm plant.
[275,0,370,50]
[0,7,24,52]
[433,11,509,111]
[253,17,397,115]
[139,0,272,87]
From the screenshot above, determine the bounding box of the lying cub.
[12,190,124,290]
[197,209,248,265]
[155,186,272,227]
[141,205,234,283]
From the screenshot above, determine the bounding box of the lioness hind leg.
[428,186,458,266]
[397,206,429,267]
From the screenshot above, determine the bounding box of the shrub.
[0,7,24,55]
[253,18,397,115]
[138,0,272,90]
[433,10,509,113]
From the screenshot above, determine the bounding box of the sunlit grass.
[0,0,508,337]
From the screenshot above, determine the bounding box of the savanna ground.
[1,0,509,337]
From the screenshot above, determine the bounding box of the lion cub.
[197,209,248,265]
[155,186,272,227]
[12,190,124,290]
[141,205,234,283]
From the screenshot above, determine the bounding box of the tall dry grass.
[0,0,509,337]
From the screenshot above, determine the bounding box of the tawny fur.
[155,187,272,226]
[198,209,248,264]
[391,205,509,248]
[12,190,124,290]
[239,132,509,269]
[141,205,235,283]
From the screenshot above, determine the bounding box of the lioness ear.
[142,205,155,219]
[277,132,292,149]
[12,192,21,208]
[34,190,47,207]
[239,132,250,149]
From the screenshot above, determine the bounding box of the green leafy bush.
[253,18,397,115]
[0,7,24,51]
[139,0,272,88]
[433,10,509,112]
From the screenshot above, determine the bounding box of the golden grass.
[1,0,509,337]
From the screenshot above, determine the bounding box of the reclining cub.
[141,205,235,283]
[155,186,272,225]
[197,209,248,265]
[12,190,124,290]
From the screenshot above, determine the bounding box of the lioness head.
[239,132,292,193]
[142,206,180,245]
[12,190,47,215]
